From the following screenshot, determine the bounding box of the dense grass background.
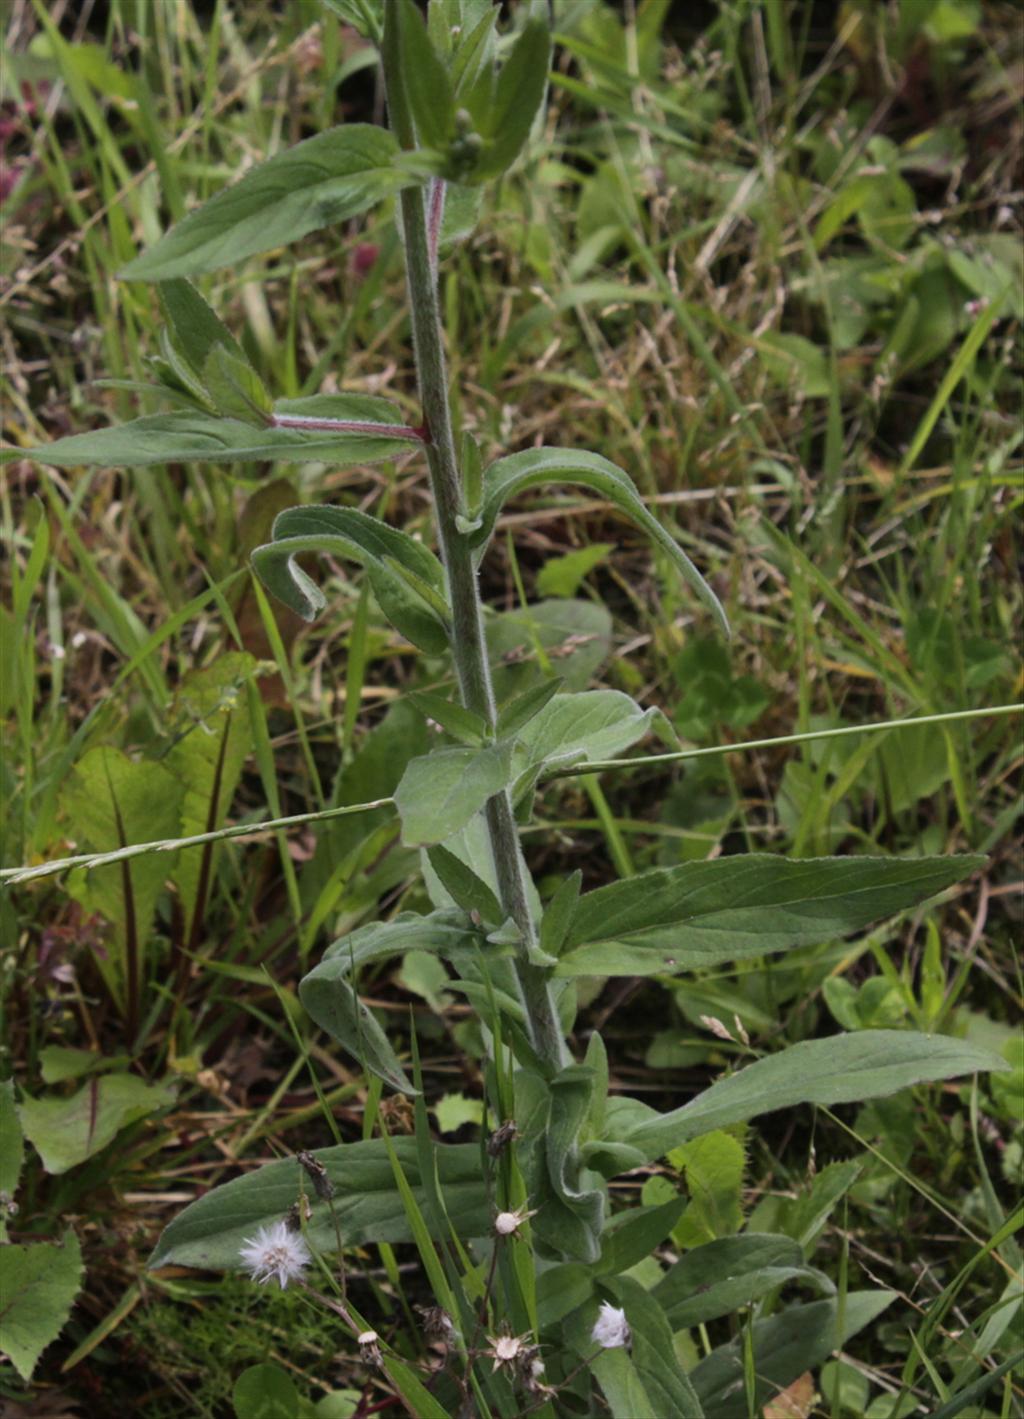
[1,1,1021,1415]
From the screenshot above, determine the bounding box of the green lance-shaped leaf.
[17,1074,176,1174]
[691,1290,895,1419]
[252,503,451,653]
[652,1233,833,1330]
[120,125,408,281]
[3,395,420,471]
[555,852,985,977]
[149,1137,491,1272]
[469,447,729,636]
[62,747,183,1011]
[621,1030,1010,1164]
[612,1276,707,1419]
[159,279,246,374]
[390,0,455,150]
[394,741,517,847]
[301,912,483,1091]
[470,19,551,181]
[0,1230,83,1382]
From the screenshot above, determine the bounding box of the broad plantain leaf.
[62,747,183,1009]
[252,503,450,652]
[556,853,986,977]
[470,447,728,636]
[622,1030,1009,1163]
[148,1137,491,1270]
[17,1074,176,1174]
[0,1231,83,1381]
[120,125,408,280]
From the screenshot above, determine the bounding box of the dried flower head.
[417,1304,457,1348]
[485,1331,527,1372]
[493,1201,537,1237]
[296,1149,334,1200]
[591,1301,630,1350]
[358,1330,383,1366]
[284,1195,312,1232]
[239,1219,311,1290]
[486,1119,519,1158]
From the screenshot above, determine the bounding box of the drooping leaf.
[470,447,729,636]
[0,1231,83,1381]
[148,1137,491,1271]
[252,502,450,652]
[394,741,516,847]
[556,853,985,978]
[652,1233,831,1328]
[691,1290,895,1418]
[62,747,184,1008]
[17,1074,176,1174]
[120,125,408,280]
[9,396,419,471]
[622,1031,1009,1163]
[320,0,384,43]
[302,912,483,1090]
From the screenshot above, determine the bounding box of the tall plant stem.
[397,180,567,1075]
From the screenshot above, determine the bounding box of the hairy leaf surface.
[121,126,408,279]
[149,1138,491,1270]
[556,853,985,977]
[623,1031,1008,1162]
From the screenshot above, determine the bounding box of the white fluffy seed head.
[238,1219,311,1290]
[591,1302,630,1349]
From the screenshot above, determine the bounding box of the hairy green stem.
[396,179,567,1075]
